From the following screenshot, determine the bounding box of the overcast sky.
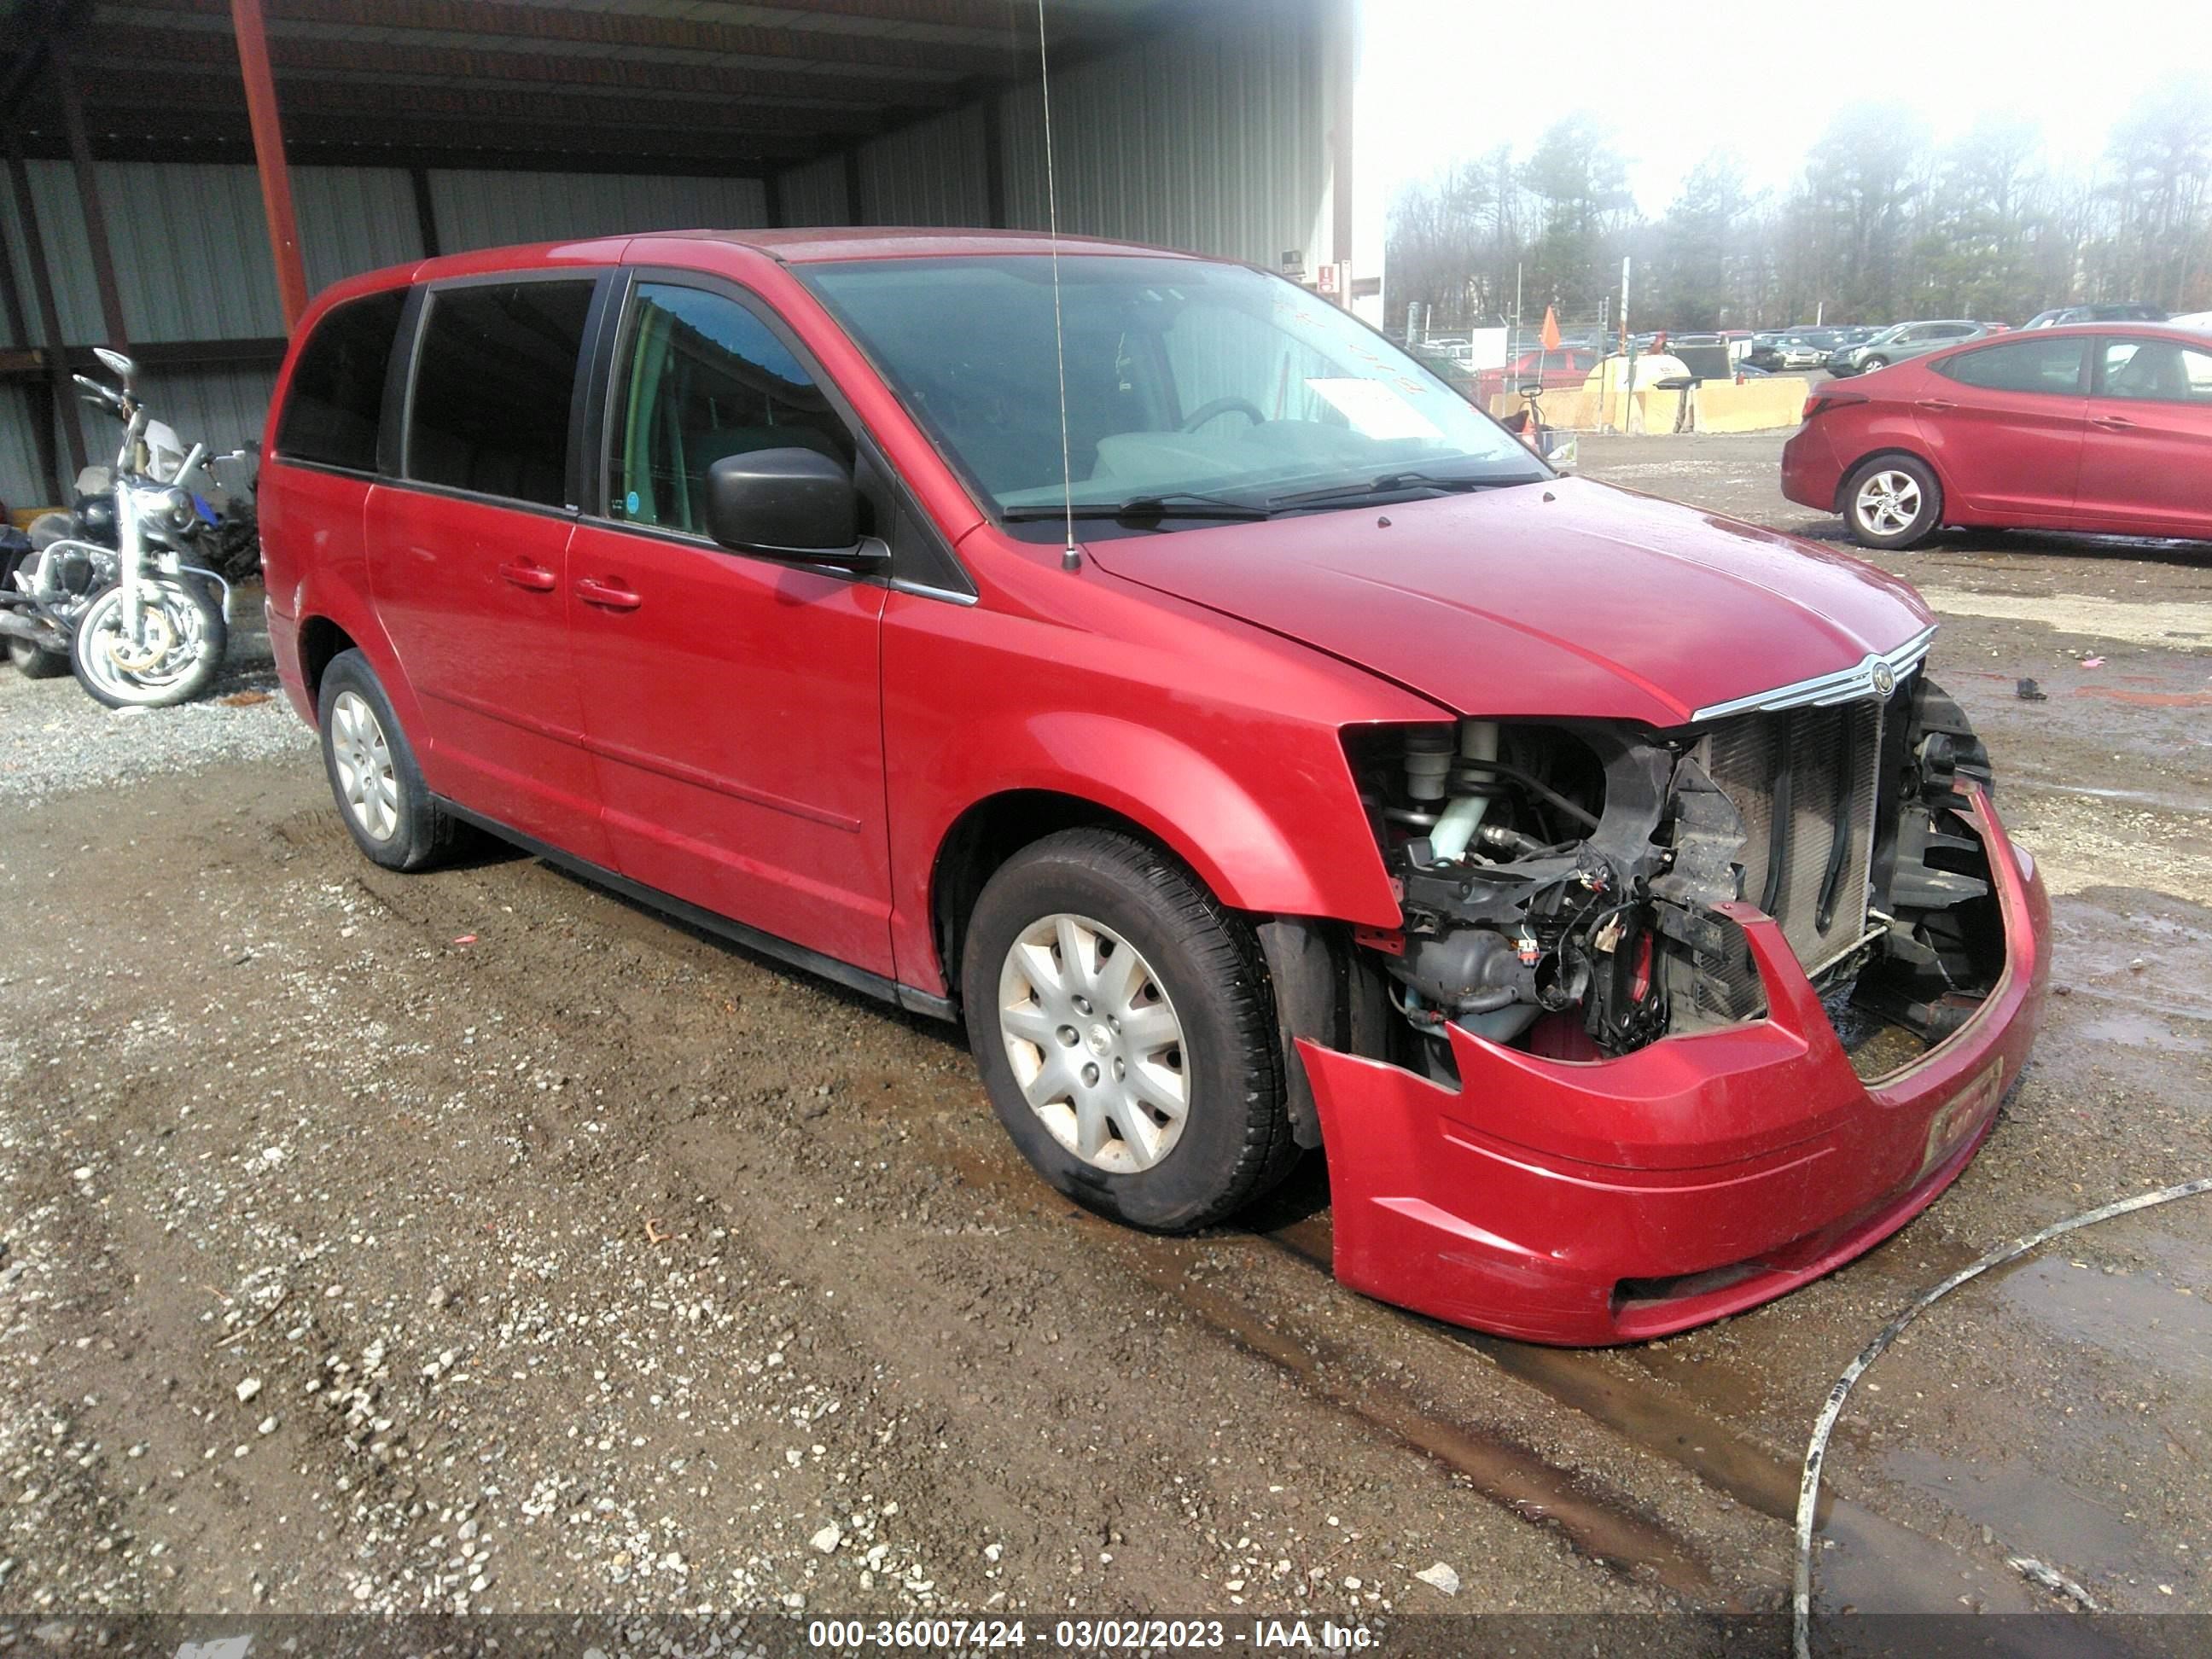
[1363,0,2212,214]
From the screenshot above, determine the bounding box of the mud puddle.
[1988,1248,2212,1377]
[1880,1449,2168,1602]
[1251,1213,2074,1619]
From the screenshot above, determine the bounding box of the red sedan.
[1784,323,2212,548]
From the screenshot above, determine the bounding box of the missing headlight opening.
[1342,672,2007,1081]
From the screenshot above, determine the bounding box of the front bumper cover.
[1299,785,2049,1345]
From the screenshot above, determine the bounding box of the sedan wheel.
[1842,456,1941,550]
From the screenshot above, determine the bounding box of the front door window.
[608,283,854,533]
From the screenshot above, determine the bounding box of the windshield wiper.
[1001,492,1273,525]
[1268,470,1540,510]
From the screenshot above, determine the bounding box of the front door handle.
[574,576,643,612]
[2091,414,2137,429]
[1915,398,1957,412]
[498,558,557,592]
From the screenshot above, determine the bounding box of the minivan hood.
[1083,478,1934,728]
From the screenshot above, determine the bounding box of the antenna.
[1036,0,1080,572]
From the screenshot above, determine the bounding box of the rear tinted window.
[405,279,595,508]
[276,289,405,472]
[1937,337,2086,394]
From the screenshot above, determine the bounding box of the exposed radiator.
[1701,699,1885,992]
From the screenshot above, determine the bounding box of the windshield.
[800,254,1545,521]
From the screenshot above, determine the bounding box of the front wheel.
[1843,455,1942,550]
[1859,355,1889,372]
[960,829,1296,1232]
[68,579,226,707]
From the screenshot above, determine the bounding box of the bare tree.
[1385,89,2212,335]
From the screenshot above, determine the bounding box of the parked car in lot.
[1405,343,1484,405]
[1828,320,1993,376]
[259,228,2046,1344]
[1474,346,1602,403]
[1783,323,2212,548]
[2021,303,2167,329]
[1748,329,1837,371]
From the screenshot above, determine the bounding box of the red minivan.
[261,230,2048,1344]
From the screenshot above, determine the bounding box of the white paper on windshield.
[1305,377,1443,441]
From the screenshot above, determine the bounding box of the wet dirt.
[1,429,2207,1633]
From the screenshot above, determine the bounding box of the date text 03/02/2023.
[802,1617,1382,1650]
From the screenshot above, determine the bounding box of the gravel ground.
[1,448,2207,1645]
[0,588,310,806]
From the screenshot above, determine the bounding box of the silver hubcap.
[330,690,400,842]
[1855,469,1922,536]
[998,913,1188,1174]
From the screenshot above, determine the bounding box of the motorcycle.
[1,349,243,706]
[1500,379,1577,470]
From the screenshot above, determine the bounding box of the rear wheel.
[8,636,68,678]
[960,829,1295,1231]
[317,649,463,871]
[1843,455,1941,550]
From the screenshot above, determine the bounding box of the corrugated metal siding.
[0,390,55,509]
[1,160,103,346]
[138,364,282,463]
[859,104,991,226]
[999,3,1328,267]
[778,154,852,229]
[429,171,769,252]
[102,163,288,341]
[0,161,422,345]
[296,167,425,292]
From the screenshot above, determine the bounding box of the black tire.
[1842,453,1942,550]
[317,649,462,871]
[8,636,68,678]
[960,828,1295,1232]
[1859,355,1889,372]
[69,579,227,707]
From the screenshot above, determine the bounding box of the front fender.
[952,710,1394,924]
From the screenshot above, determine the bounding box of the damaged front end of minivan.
[1282,647,2050,1344]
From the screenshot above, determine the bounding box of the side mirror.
[703,448,882,568]
[72,373,123,412]
[93,346,137,391]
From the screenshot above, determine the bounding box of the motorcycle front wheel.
[68,579,227,708]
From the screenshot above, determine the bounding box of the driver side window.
[608,282,853,534]
[2099,338,2212,404]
